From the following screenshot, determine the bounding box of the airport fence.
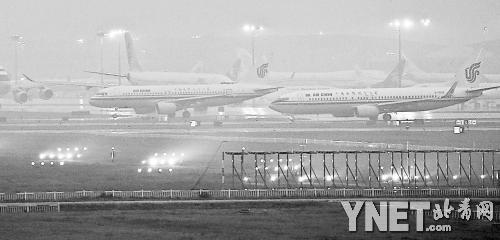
[1,188,500,203]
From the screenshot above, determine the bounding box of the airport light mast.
[107,29,126,86]
[96,29,126,85]
[10,35,24,84]
[242,24,264,67]
[388,18,430,87]
[96,31,107,85]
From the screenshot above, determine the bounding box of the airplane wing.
[156,95,226,109]
[375,98,436,113]
[23,74,115,89]
[84,71,127,78]
[466,85,500,94]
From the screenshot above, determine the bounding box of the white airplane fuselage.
[89,84,277,114]
[269,87,479,117]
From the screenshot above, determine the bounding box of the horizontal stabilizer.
[85,71,127,78]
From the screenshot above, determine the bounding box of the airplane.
[0,67,57,105]
[232,58,405,110]
[87,32,240,85]
[89,83,280,118]
[269,58,500,123]
[404,55,500,84]
[249,60,399,88]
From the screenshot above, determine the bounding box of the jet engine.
[155,102,178,115]
[38,87,54,100]
[354,105,379,119]
[13,88,28,104]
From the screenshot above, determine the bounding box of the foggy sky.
[0,0,499,78]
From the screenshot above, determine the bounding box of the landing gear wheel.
[382,113,392,121]
[182,110,191,118]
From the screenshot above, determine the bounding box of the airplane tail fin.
[256,63,270,80]
[226,58,242,82]
[190,61,204,73]
[371,58,406,88]
[124,32,143,72]
[403,55,426,80]
[456,48,484,88]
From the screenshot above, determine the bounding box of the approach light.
[50,161,54,166]
[453,175,458,180]
[141,160,146,164]
[480,174,486,179]
[39,154,46,160]
[158,168,163,173]
[31,161,35,166]
[326,175,333,181]
[66,148,70,151]
[147,168,152,173]
[40,162,45,166]
[76,154,82,158]
[269,159,274,163]
[57,148,62,152]
[168,168,173,173]
[74,147,79,152]
[274,167,279,172]
[270,176,277,182]
[243,177,249,182]
[49,153,55,159]
[137,168,142,173]
[59,161,64,166]
[154,153,158,157]
[83,147,88,151]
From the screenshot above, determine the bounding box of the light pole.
[107,29,126,85]
[96,29,126,85]
[242,24,264,67]
[10,35,24,84]
[388,18,430,88]
[96,31,106,84]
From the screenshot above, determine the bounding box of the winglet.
[22,74,36,82]
[442,81,458,98]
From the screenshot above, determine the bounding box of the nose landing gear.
[382,113,392,121]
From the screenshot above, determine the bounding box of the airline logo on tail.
[465,62,481,83]
[256,63,269,78]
